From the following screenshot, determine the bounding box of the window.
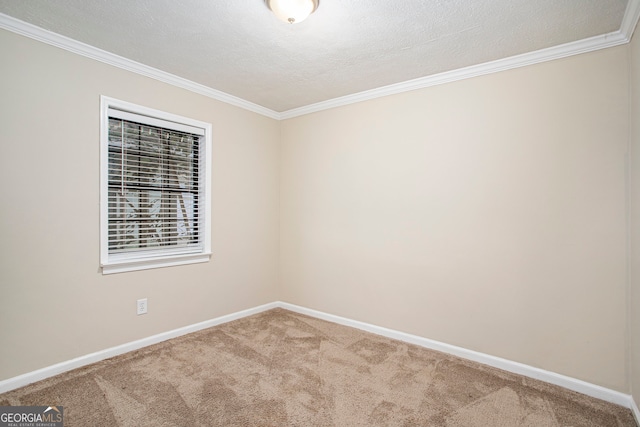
[100,96,211,274]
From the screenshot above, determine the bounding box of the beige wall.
[0,21,636,398]
[0,29,281,381]
[280,46,630,391]
[630,20,640,410]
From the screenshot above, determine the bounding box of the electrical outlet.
[137,298,148,315]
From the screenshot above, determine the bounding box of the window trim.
[100,96,212,274]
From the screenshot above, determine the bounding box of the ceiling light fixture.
[266,0,319,24]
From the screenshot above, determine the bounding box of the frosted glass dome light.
[266,0,319,24]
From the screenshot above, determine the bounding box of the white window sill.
[101,253,211,275]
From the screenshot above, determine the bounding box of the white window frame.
[100,96,212,274]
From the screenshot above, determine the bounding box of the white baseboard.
[0,300,637,418]
[276,301,636,411]
[631,397,640,425]
[0,302,278,394]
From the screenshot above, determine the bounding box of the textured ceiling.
[0,0,630,113]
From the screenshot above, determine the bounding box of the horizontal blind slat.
[109,109,205,136]
[107,114,204,256]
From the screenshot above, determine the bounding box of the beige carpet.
[0,308,636,426]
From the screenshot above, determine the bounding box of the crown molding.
[280,30,628,119]
[0,13,281,120]
[281,0,640,119]
[2,1,640,122]
[621,0,640,41]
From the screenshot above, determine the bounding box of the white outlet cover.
[137,298,147,315]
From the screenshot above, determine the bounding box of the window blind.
[107,108,204,258]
